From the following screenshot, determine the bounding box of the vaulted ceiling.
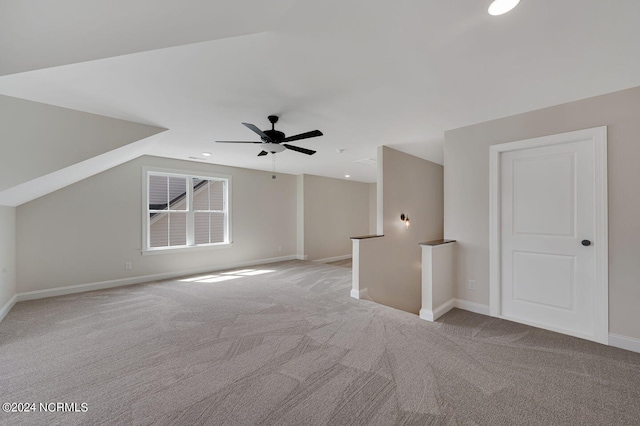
[1,0,640,203]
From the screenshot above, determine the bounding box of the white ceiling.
[2,0,640,185]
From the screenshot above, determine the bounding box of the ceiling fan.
[216,115,323,156]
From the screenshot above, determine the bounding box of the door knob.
[581,240,592,246]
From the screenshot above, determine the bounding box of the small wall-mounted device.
[400,213,410,228]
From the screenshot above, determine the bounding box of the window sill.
[141,242,233,256]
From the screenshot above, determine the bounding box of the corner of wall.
[361,146,444,315]
[368,182,377,235]
[301,173,370,260]
[0,206,17,322]
[296,174,305,258]
[376,146,384,235]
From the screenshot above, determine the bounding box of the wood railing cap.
[351,234,385,240]
[419,239,456,246]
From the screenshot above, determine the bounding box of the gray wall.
[16,155,298,292]
[368,183,377,235]
[363,146,443,314]
[301,174,370,261]
[444,85,640,340]
[0,206,16,310]
[14,156,374,295]
[0,95,163,193]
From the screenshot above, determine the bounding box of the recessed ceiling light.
[488,0,520,16]
[345,174,351,178]
[202,152,212,157]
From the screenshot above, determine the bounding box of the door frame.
[489,126,609,343]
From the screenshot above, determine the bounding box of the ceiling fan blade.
[242,122,271,141]
[281,130,323,143]
[215,140,261,143]
[257,150,269,156]
[283,144,316,155]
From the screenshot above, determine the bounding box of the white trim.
[420,300,640,354]
[16,255,298,302]
[350,288,369,300]
[497,313,601,343]
[376,146,384,235]
[296,254,308,260]
[420,299,490,322]
[313,254,352,263]
[609,333,640,354]
[0,294,17,323]
[489,138,501,316]
[351,239,360,299]
[454,298,490,316]
[141,242,233,256]
[593,131,609,342]
[142,166,232,252]
[489,126,608,343]
[419,308,435,321]
[434,299,455,320]
[420,298,456,322]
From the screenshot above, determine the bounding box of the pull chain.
[272,153,276,179]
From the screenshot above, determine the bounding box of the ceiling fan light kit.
[260,143,285,154]
[215,115,323,157]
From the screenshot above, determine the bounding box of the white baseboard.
[434,299,457,320]
[0,294,17,323]
[419,308,434,322]
[452,301,640,354]
[16,255,299,303]
[296,254,308,260]
[609,333,640,354]
[420,299,456,322]
[420,298,489,323]
[313,254,352,263]
[350,287,369,300]
[454,298,490,316]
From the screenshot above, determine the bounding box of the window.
[146,171,230,251]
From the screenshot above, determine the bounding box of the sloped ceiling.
[0,0,299,76]
[1,0,640,201]
[0,95,166,206]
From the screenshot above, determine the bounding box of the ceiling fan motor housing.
[263,129,285,142]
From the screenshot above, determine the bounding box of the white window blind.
[193,179,226,245]
[147,172,229,250]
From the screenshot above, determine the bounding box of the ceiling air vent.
[354,158,377,167]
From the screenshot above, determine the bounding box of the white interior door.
[491,127,608,344]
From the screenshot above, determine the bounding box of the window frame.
[142,167,232,255]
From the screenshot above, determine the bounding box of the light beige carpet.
[1,260,639,425]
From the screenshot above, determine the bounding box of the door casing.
[489,126,608,344]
